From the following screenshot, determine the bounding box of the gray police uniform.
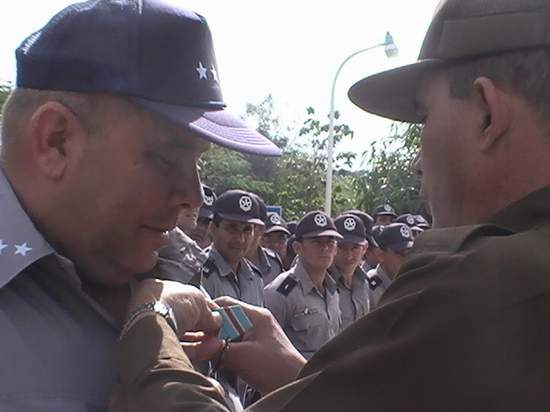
[249,247,285,287]
[0,169,117,410]
[264,261,341,359]
[329,265,370,330]
[153,227,207,284]
[202,247,264,307]
[366,264,392,309]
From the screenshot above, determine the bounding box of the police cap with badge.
[198,185,217,220]
[265,212,291,236]
[344,209,377,247]
[376,223,414,252]
[212,190,264,225]
[334,214,367,244]
[16,0,282,157]
[294,211,343,241]
[372,204,398,218]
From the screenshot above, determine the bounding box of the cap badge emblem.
[270,214,281,224]
[204,195,214,206]
[314,214,328,227]
[343,217,356,231]
[400,225,410,238]
[406,216,415,225]
[384,204,392,212]
[239,195,253,212]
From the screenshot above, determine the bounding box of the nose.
[169,159,203,210]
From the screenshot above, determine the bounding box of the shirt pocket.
[290,307,322,332]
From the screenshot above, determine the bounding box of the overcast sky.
[0,0,440,166]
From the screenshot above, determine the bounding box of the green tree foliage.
[353,123,423,215]
[0,81,12,119]
[200,95,423,221]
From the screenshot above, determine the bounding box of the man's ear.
[472,77,510,153]
[374,248,385,263]
[29,101,84,180]
[293,240,302,256]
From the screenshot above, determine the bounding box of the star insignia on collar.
[196,61,208,80]
[14,242,32,256]
[0,240,7,255]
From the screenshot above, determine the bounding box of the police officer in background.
[202,190,264,307]
[264,211,342,359]
[246,196,285,287]
[345,209,379,272]
[329,214,370,330]
[372,203,398,226]
[366,223,414,308]
[187,184,217,250]
[261,212,291,265]
[396,213,424,237]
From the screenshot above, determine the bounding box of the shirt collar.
[0,168,55,288]
[209,246,253,279]
[294,261,337,295]
[330,264,365,290]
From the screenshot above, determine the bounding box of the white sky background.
[0,0,440,168]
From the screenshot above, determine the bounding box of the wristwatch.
[120,301,178,340]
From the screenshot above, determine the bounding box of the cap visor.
[366,235,379,248]
[265,226,291,236]
[389,240,414,252]
[130,98,282,156]
[217,212,264,226]
[348,59,441,123]
[339,234,367,245]
[302,229,344,240]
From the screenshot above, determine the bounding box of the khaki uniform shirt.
[249,247,285,287]
[115,185,550,412]
[329,265,370,330]
[264,262,341,359]
[365,264,392,309]
[202,247,264,307]
[0,168,118,411]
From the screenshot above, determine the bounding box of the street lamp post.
[324,32,398,216]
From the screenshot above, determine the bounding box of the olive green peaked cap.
[349,0,550,122]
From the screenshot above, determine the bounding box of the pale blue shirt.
[0,168,119,411]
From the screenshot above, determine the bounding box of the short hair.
[444,48,550,124]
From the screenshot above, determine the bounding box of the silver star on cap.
[196,61,208,80]
[239,196,253,212]
[14,242,32,256]
[210,65,218,82]
[0,239,7,255]
[343,217,356,231]
[314,213,328,227]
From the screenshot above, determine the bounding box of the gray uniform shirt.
[366,264,393,309]
[154,227,207,284]
[264,262,341,359]
[0,169,118,411]
[202,247,264,307]
[249,247,284,287]
[329,265,370,330]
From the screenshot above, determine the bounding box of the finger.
[181,337,223,362]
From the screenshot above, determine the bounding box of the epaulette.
[367,274,382,290]
[248,261,263,278]
[276,276,298,296]
[201,258,218,279]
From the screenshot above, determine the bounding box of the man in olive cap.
[113,0,550,410]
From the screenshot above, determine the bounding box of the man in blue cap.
[245,195,285,287]
[264,211,342,359]
[372,203,398,226]
[0,0,279,409]
[329,214,370,330]
[366,223,415,309]
[188,185,217,249]
[261,212,291,273]
[202,190,265,307]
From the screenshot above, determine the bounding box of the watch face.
[154,301,178,333]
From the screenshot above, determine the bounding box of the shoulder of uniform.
[367,273,383,290]
[201,258,218,279]
[276,275,298,296]
[264,247,284,265]
[247,260,263,278]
